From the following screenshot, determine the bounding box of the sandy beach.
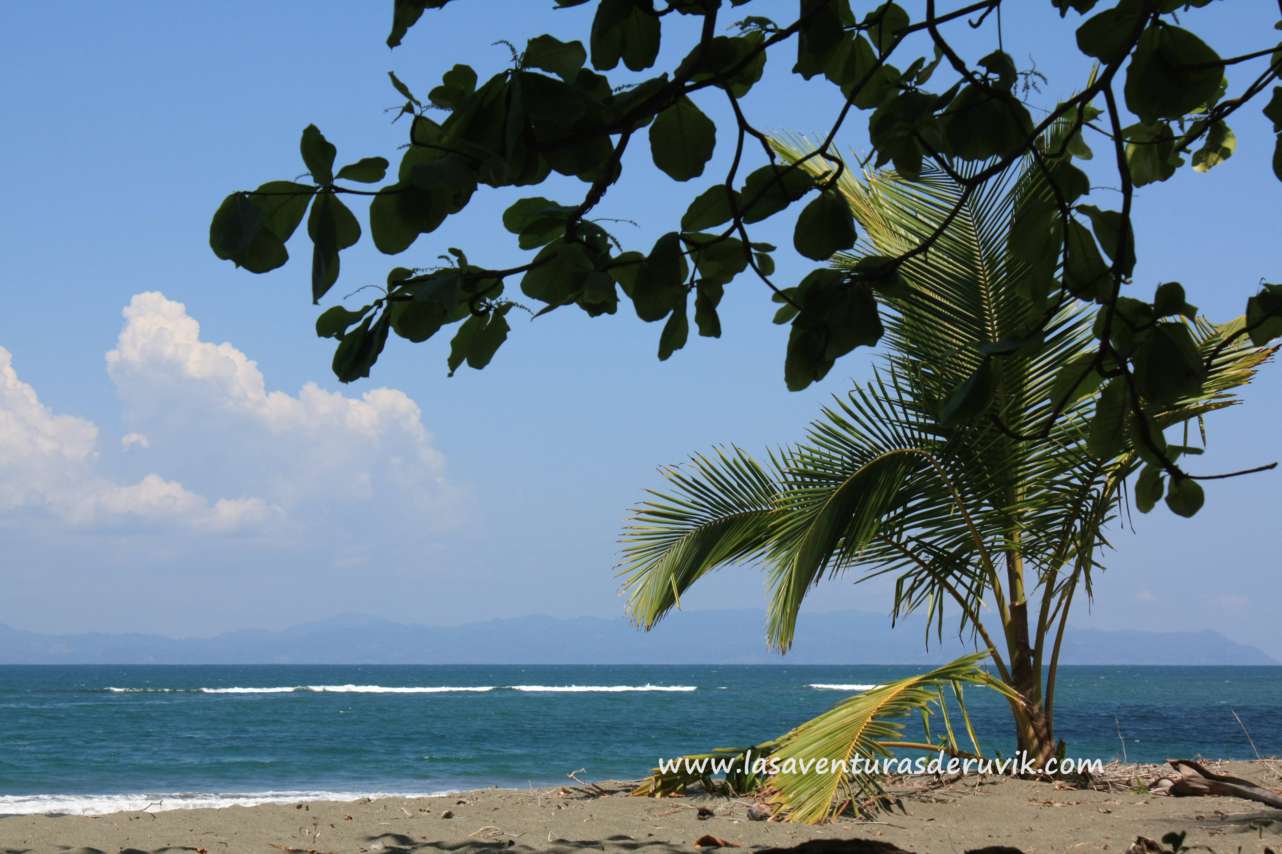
[2,761,1279,853]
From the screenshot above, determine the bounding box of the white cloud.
[1,291,452,542]
[0,346,271,531]
[104,292,450,519]
[121,432,150,449]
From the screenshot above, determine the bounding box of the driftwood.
[1149,759,1282,810]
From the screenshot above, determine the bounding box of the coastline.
[2,761,1279,853]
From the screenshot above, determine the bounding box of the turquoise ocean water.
[1,665,1278,814]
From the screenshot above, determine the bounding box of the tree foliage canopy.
[209,0,1282,510]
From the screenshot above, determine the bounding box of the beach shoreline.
[2,761,1279,853]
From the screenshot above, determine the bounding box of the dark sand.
[2,762,1280,853]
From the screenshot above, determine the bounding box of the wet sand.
[2,762,1280,853]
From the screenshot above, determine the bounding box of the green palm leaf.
[620,447,779,629]
[765,653,1014,823]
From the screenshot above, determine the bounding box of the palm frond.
[619,447,780,628]
[765,652,1014,822]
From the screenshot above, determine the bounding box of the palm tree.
[618,132,1271,819]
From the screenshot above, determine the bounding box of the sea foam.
[0,790,451,816]
[807,683,880,691]
[105,685,494,694]
[509,684,697,693]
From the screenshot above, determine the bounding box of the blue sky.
[1,2,1279,657]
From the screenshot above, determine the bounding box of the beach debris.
[697,806,716,820]
[1125,832,1187,854]
[693,833,739,848]
[441,809,454,819]
[1151,759,1282,810]
[561,767,611,799]
[747,802,772,821]
[758,841,916,853]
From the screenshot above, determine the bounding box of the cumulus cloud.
[0,346,271,531]
[104,292,449,519]
[121,432,150,449]
[1,291,451,542]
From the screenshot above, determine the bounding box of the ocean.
[1,664,1278,815]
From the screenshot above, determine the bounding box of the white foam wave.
[509,684,697,693]
[0,790,452,816]
[808,683,880,691]
[106,685,494,695]
[304,685,494,694]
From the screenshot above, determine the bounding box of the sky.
[1,2,1279,657]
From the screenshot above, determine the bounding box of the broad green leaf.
[316,304,370,340]
[1165,476,1204,518]
[675,32,767,98]
[1064,219,1111,301]
[429,64,477,110]
[389,270,463,342]
[1087,379,1127,459]
[1245,284,1282,346]
[1191,121,1235,173]
[388,70,420,106]
[1124,122,1180,186]
[740,164,813,224]
[209,192,287,274]
[300,125,337,185]
[335,157,390,183]
[1092,296,1152,357]
[682,185,737,231]
[1008,198,1059,303]
[523,34,586,81]
[502,197,575,249]
[686,234,749,285]
[1134,465,1163,513]
[825,34,894,109]
[331,313,390,383]
[1075,0,1142,63]
[649,96,716,181]
[657,297,689,360]
[1152,282,1188,317]
[939,359,995,425]
[1077,205,1135,276]
[307,193,361,302]
[694,280,723,338]
[521,240,595,306]
[795,0,851,79]
[864,2,908,56]
[369,183,448,254]
[793,190,857,261]
[944,86,1034,160]
[868,90,939,177]
[978,50,1017,91]
[1132,322,1206,404]
[252,181,314,244]
[1125,26,1224,124]
[387,0,445,47]
[447,306,511,375]
[590,0,660,72]
[785,271,881,390]
[1048,353,1102,407]
[631,233,687,322]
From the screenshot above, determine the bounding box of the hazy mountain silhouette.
[0,610,1273,665]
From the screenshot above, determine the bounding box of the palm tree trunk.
[1003,548,1057,769]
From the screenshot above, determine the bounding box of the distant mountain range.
[0,610,1273,665]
